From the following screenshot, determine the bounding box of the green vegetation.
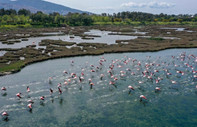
[1,8,197,28]
[0,61,25,72]
[0,9,94,28]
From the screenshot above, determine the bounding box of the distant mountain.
[0,0,87,14]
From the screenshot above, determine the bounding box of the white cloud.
[88,6,116,13]
[121,2,146,8]
[121,1,175,9]
[149,2,175,8]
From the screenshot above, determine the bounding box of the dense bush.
[0,8,197,28]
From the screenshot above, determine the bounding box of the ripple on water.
[0,48,197,126]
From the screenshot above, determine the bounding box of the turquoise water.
[0,48,197,127]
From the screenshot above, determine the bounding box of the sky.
[44,0,197,14]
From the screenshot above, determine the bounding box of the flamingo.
[63,70,68,74]
[2,111,9,120]
[167,72,172,76]
[155,87,161,92]
[57,83,62,88]
[109,81,117,88]
[155,79,159,84]
[2,112,8,116]
[27,100,34,104]
[1,87,6,91]
[140,95,147,102]
[90,82,94,89]
[58,87,62,94]
[27,103,32,109]
[49,88,53,94]
[128,85,135,94]
[27,86,30,92]
[114,77,118,81]
[40,96,45,100]
[100,74,104,80]
[16,93,22,98]
[128,86,134,90]
[88,78,92,84]
[81,72,84,76]
[71,60,74,66]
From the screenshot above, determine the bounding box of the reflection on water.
[0,48,197,127]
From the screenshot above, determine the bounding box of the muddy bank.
[0,27,88,43]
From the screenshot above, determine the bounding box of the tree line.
[0,8,197,27]
[101,12,197,22]
[0,8,93,27]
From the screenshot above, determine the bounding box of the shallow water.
[0,48,197,127]
[162,37,180,40]
[0,30,138,49]
[0,51,7,56]
[161,27,185,31]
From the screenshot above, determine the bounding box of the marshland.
[0,2,197,127]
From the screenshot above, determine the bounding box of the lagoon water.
[0,51,7,56]
[0,48,197,127]
[0,30,138,49]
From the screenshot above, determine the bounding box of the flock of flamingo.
[1,52,197,121]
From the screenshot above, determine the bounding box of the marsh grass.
[1,25,197,75]
[0,61,25,72]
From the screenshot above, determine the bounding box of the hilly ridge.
[0,0,86,14]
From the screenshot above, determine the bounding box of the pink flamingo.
[57,83,62,88]
[58,87,62,94]
[27,86,30,92]
[27,103,32,109]
[109,81,117,88]
[100,74,104,80]
[16,93,22,98]
[140,95,147,102]
[27,100,34,104]
[88,79,92,84]
[2,112,8,116]
[90,82,94,89]
[40,96,45,101]
[155,87,161,92]
[1,87,6,91]
[128,85,135,94]
[2,111,9,120]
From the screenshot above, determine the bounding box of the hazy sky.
[44,0,197,14]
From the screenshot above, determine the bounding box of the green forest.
[1,8,197,28]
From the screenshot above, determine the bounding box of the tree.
[0,8,5,16]
[4,9,17,15]
[18,9,31,16]
[178,19,183,23]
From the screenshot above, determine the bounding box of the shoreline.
[0,46,197,77]
[0,25,197,76]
